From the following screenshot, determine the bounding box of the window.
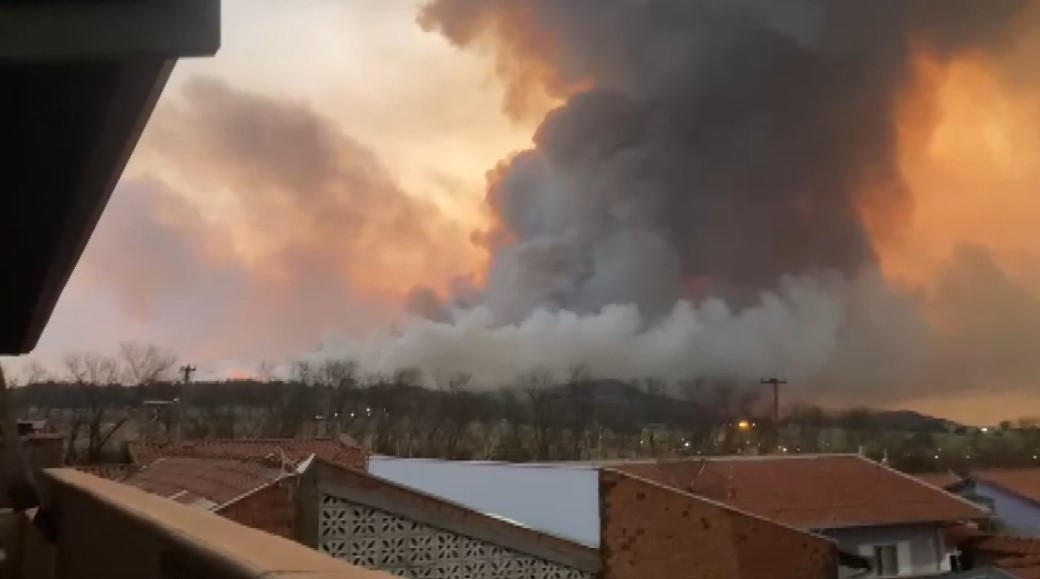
[873,544,899,576]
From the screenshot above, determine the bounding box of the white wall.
[367,457,601,547]
[826,524,947,577]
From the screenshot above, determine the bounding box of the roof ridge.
[855,454,990,518]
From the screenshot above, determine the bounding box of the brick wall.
[217,478,296,540]
[599,469,837,579]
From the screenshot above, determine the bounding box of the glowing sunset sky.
[36,0,533,366]
[11,0,1040,426]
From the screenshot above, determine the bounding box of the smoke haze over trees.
[13,352,1040,474]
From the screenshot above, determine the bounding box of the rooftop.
[947,529,1040,579]
[607,454,988,529]
[121,455,290,508]
[599,468,857,578]
[916,470,965,489]
[130,436,368,472]
[368,456,601,547]
[313,459,600,573]
[973,469,1040,505]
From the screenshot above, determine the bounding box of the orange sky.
[27,0,533,368]
[6,1,1040,425]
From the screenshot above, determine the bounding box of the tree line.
[7,343,1040,472]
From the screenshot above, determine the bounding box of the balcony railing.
[0,468,398,579]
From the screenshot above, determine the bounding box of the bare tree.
[563,365,595,460]
[291,360,316,386]
[257,360,275,382]
[519,369,561,461]
[63,352,128,463]
[319,360,358,433]
[21,361,50,386]
[435,374,481,459]
[119,341,177,385]
[0,363,20,388]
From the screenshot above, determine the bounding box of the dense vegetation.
[8,347,1040,473]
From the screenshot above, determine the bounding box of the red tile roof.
[610,455,987,529]
[943,523,990,548]
[916,471,964,489]
[73,463,136,480]
[121,456,287,508]
[973,535,1040,558]
[994,556,1040,579]
[952,532,1040,579]
[129,437,368,472]
[975,469,1040,505]
[599,469,843,579]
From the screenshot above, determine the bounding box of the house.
[953,470,1040,536]
[598,468,858,579]
[368,454,985,577]
[368,456,871,578]
[610,455,988,577]
[119,450,600,578]
[944,527,1040,578]
[115,445,857,578]
[127,436,370,472]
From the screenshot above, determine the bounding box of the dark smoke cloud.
[420,0,1029,322]
[926,245,1040,390]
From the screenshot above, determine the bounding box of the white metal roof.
[367,457,601,547]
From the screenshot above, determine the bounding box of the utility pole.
[180,364,196,384]
[761,377,788,453]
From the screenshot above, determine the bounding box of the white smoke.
[307,268,922,389]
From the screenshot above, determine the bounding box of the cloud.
[71,77,478,365]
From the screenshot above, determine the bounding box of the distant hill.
[506,379,961,433]
[845,409,960,433]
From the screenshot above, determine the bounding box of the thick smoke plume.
[418,0,1025,318]
[311,0,1040,403]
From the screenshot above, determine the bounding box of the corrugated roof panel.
[367,457,600,547]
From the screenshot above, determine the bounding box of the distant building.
[955,469,1040,536]
[119,446,599,578]
[127,436,369,472]
[944,525,1040,577]
[609,455,988,577]
[368,456,870,578]
[107,439,859,579]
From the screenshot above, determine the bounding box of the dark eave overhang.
[0,0,220,354]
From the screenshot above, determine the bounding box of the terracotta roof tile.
[943,523,990,547]
[129,437,368,472]
[599,469,843,579]
[610,455,987,528]
[973,535,1040,557]
[976,469,1040,505]
[952,532,1040,579]
[72,463,136,480]
[122,456,286,507]
[995,555,1040,579]
[916,471,964,489]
